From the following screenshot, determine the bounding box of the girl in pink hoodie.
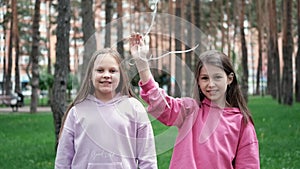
[130,34,260,169]
[55,48,157,169]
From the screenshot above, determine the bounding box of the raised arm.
[129,33,152,83]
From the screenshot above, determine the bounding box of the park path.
[0,106,51,113]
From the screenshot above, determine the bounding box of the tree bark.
[255,0,263,96]
[226,0,231,59]
[47,1,52,75]
[51,0,71,149]
[281,0,293,105]
[80,0,96,85]
[240,0,249,102]
[193,0,201,66]
[12,0,20,93]
[1,1,9,95]
[296,0,300,102]
[30,0,41,113]
[174,0,182,97]
[168,0,173,96]
[185,1,193,96]
[117,0,124,58]
[267,0,281,102]
[5,6,13,96]
[105,0,113,47]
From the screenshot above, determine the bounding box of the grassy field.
[0,96,299,169]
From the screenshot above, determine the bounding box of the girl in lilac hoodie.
[130,34,260,169]
[55,48,157,169]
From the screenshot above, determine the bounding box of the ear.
[227,72,234,85]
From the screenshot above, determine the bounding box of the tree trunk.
[51,0,71,150]
[226,0,231,58]
[1,1,9,95]
[255,0,263,96]
[30,0,41,113]
[219,0,225,52]
[12,0,20,93]
[168,0,173,96]
[281,0,293,105]
[240,0,249,102]
[185,1,192,96]
[193,0,201,66]
[174,0,182,97]
[231,0,239,67]
[267,0,281,102]
[117,0,124,58]
[5,9,13,96]
[105,0,113,47]
[80,0,96,85]
[47,1,52,75]
[296,0,300,102]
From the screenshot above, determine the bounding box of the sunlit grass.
[0,96,299,169]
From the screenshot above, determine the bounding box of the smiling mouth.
[207,90,217,94]
[100,81,112,84]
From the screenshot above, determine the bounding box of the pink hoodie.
[140,78,260,169]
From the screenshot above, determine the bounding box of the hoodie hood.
[85,93,129,107]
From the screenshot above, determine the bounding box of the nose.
[208,79,216,87]
[103,71,111,78]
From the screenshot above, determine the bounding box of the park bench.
[0,93,24,112]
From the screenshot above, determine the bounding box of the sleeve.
[139,77,198,127]
[54,108,76,169]
[234,121,260,169]
[130,98,158,169]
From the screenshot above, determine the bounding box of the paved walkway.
[0,106,51,113]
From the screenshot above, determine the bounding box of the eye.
[199,76,209,81]
[96,69,104,73]
[110,69,118,73]
[213,75,223,81]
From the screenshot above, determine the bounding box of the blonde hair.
[59,48,134,138]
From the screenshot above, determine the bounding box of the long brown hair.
[59,48,134,138]
[193,50,253,124]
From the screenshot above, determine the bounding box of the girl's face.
[92,54,120,101]
[198,64,233,107]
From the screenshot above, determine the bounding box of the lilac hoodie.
[140,78,260,169]
[55,94,157,169]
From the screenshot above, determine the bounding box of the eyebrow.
[199,72,223,76]
[95,65,119,69]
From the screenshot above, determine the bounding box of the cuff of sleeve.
[138,76,157,93]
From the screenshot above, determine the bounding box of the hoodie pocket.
[87,162,123,169]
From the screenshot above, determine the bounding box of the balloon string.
[129,0,199,109]
[143,0,159,39]
[148,44,199,61]
[129,44,199,65]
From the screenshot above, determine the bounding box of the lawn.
[0,96,299,169]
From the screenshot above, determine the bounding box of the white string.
[129,44,199,65]
[143,0,159,39]
[148,44,199,61]
[130,0,199,109]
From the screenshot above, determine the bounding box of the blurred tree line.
[0,0,299,147]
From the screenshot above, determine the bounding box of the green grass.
[0,96,299,169]
[248,96,300,168]
[0,113,55,169]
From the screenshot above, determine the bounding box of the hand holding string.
[129,33,150,74]
[129,33,149,61]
